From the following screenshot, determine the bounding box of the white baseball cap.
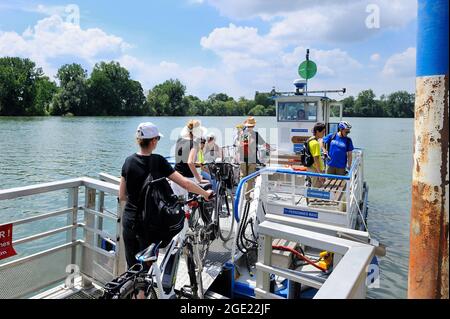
[136,122,164,139]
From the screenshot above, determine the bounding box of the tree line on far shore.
[0,57,414,118]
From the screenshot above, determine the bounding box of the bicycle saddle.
[135,241,162,263]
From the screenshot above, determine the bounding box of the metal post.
[256,234,272,298]
[409,0,449,299]
[82,187,96,288]
[113,199,127,277]
[67,187,79,266]
[97,191,105,248]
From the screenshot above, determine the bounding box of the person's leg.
[307,167,321,188]
[245,164,257,200]
[122,216,140,269]
[336,168,347,176]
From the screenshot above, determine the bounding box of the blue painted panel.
[307,188,331,200]
[284,208,319,219]
[417,0,449,76]
[291,129,309,133]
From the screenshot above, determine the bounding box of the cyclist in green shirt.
[307,123,327,187]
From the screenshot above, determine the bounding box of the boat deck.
[31,235,234,299]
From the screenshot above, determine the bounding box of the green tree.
[0,57,44,115]
[147,79,186,116]
[51,63,88,116]
[386,91,414,118]
[33,77,58,115]
[354,90,378,117]
[248,105,266,116]
[342,96,355,117]
[254,92,275,108]
[87,61,145,116]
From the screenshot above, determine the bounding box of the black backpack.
[299,137,316,167]
[137,174,185,241]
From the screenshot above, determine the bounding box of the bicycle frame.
[143,208,204,299]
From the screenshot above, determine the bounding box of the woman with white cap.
[119,122,213,270]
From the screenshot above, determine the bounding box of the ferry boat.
[0,78,385,300]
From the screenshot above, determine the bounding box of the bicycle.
[101,193,214,299]
[189,161,237,262]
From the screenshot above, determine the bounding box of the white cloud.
[382,47,416,77]
[118,54,245,99]
[0,15,129,77]
[204,0,355,20]
[371,53,381,62]
[34,4,68,16]
[200,23,279,56]
[202,0,416,44]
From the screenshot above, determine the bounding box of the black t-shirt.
[121,153,175,206]
[174,138,198,178]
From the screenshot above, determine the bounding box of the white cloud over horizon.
[0,8,416,100]
[202,0,417,44]
[0,15,129,77]
[382,47,416,78]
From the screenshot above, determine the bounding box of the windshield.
[278,102,318,122]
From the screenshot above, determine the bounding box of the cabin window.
[277,102,318,122]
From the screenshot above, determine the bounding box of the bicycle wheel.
[218,188,235,242]
[145,285,158,299]
[191,206,211,262]
[184,241,200,298]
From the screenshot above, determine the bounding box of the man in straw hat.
[237,117,271,199]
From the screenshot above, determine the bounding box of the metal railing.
[0,177,126,299]
[233,150,365,228]
[255,220,375,299]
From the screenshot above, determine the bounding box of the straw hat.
[245,117,257,127]
[180,119,207,139]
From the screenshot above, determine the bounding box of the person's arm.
[346,139,354,170]
[347,152,353,170]
[320,136,329,156]
[313,157,323,173]
[188,147,203,183]
[257,133,271,151]
[168,171,213,199]
[119,177,127,209]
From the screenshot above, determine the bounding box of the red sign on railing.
[0,224,17,261]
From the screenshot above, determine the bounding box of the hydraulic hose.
[272,245,327,272]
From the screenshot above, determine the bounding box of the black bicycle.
[101,194,211,300]
[190,162,237,262]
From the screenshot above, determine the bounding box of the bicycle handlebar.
[183,192,216,205]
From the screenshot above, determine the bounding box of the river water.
[0,116,413,299]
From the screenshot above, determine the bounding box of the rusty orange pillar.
[408,0,449,299]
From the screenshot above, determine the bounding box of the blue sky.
[0,0,418,99]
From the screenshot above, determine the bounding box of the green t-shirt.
[308,138,324,171]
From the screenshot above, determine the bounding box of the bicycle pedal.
[180,286,198,299]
